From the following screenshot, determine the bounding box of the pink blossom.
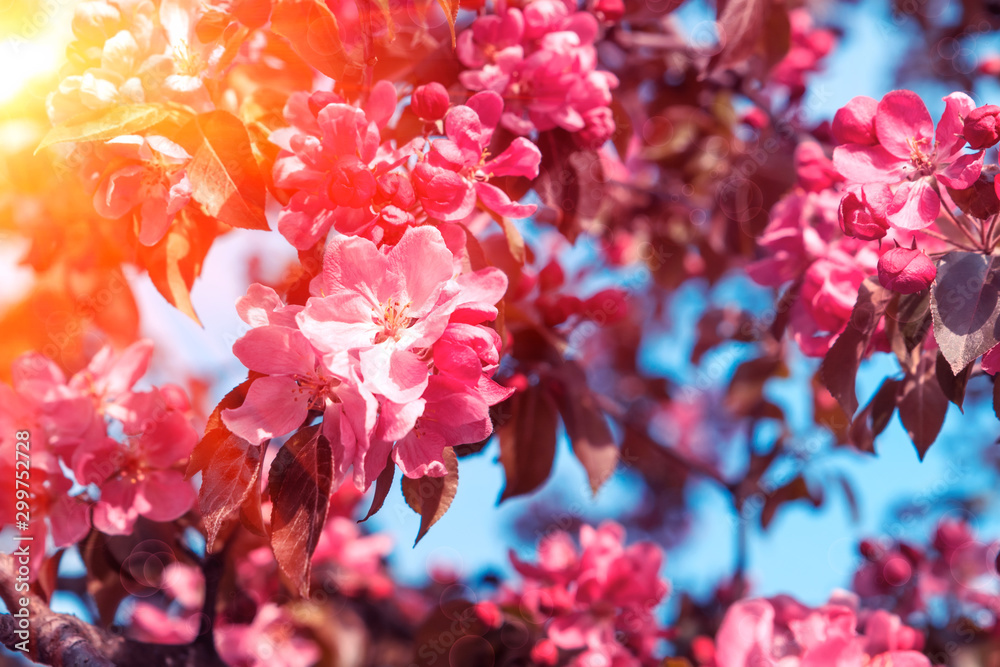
[86,386,199,535]
[414,91,541,222]
[769,10,836,96]
[510,521,668,665]
[839,184,892,240]
[833,90,984,231]
[129,563,204,644]
[312,516,393,597]
[714,594,930,667]
[457,0,618,141]
[270,84,420,249]
[226,227,510,488]
[215,604,320,667]
[93,135,192,246]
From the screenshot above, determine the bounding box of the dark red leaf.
[137,208,222,324]
[709,0,770,72]
[898,353,949,460]
[547,362,618,494]
[401,448,459,545]
[820,278,893,417]
[760,476,821,530]
[360,452,395,522]
[935,352,972,412]
[930,251,1000,375]
[497,385,559,501]
[848,378,900,454]
[268,424,333,597]
[947,174,1000,220]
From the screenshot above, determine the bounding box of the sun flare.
[0,2,71,107]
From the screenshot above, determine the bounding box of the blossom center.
[374,298,413,343]
[906,137,935,176]
[173,40,205,77]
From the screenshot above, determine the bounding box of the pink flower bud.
[980,56,1000,76]
[881,556,912,587]
[473,602,503,629]
[411,83,450,121]
[575,107,616,149]
[839,185,891,240]
[308,91,344,116]
[832,96,878,145]
[529,639,559,666]
[963,104,1000,149]
[590,0,624,22]
[896,626,924,652]
[877,248,936,294]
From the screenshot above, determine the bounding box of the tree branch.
[0,555,224,667]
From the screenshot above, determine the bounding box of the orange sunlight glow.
[0,2,71,107]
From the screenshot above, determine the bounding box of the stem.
[919,227,978,252]
[986,213,1000,251]
[933,181,985,251]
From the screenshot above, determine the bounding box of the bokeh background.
[2,0,1000,639]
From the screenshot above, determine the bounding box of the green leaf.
[37,104,174,152]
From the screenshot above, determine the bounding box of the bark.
[0,554,225,667]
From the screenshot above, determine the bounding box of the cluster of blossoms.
[853,518,998,620]
[0,341,198,562]
[48,0,220,246]
[222,224,512,488]
[456,0,619,147]
[272,86,541,250]
[711,592,929,666]
[747,143,882,355]
[49,0,229,123]
[752,89,1000,357]
[832,91,988,291]
[128,485,391,663]
[503,521,669,667]
[767,9,836,98]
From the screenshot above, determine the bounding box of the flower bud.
[530,639,559,666]
[839,185,891,240]
[72,1,122,43]
[591,0,624,22]
[308,91,344,116]
[881,556,912,587]
[832,96,878,145]
[963,104,1000,149]
[877,248,936,294]
[411,83,450,121]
